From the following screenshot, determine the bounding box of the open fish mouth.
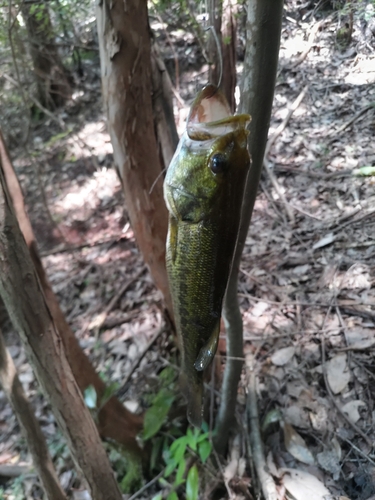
[186,84,251,141]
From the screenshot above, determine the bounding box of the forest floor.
[1,2,375,500]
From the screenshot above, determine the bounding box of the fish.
[163,84,251,427]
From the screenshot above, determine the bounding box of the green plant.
[151,425,212,500]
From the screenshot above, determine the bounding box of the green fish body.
[164,85,251,427]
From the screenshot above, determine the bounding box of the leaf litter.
[0,1,375,498]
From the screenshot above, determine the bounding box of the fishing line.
[205,25,223,90]
[149,166,168,195]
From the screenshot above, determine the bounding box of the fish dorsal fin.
[194,322,220,372]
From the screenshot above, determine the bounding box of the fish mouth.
[187,84,251,141]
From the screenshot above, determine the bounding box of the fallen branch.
[263,85,309,223]
[327,103,375,142]
[88,266,146,333]
[0,330,67,499]
[116,325,166,398]
[285,16,331,70]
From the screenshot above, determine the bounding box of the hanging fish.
[164,84,251,427]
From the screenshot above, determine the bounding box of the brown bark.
[150,40,179,168]
[21,1,72,108]
[0,160,122,500]
[0,329,67,500]
[96,0,173,317]
[0,129,143,456]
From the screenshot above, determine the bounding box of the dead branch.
[263,85,309,224]
[88,266,146,333]
[116,325,166,397]
[285,17,330,70]
[0,330,67,500]
[327,103,374,142]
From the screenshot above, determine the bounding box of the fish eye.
[210,153,228,174]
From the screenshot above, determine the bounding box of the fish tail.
[187,381,203,428]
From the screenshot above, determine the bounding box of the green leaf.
[198,440,212,463]
[143,390,175,440]
[174,457,186,486]
[170,438,188,463]
[164,460,177,478]
[186,465,199,500]
[186,428,197,451]
[197,431,210,443]
[151,494,163,500]
[167,493,178,500]
[83,385,97,409]
[353,166,375,177]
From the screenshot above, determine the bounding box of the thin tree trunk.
[0,128,143,456]
[221,0,237,113]
[21,1,72,108]
[0,158,122,500]
[0,329,67,500]
[214,0,284,453]
[96,0,173,317]
[150,40,179,168]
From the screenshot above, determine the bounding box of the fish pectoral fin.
[194,322,220,372]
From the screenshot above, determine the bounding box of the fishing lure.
[164,84,251,427]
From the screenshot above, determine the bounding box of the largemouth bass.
[164,84,251,427]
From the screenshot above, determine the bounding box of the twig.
[246,354,278,500]
[287,17,328,69]
[327,103,374,142]
[127,468,165,500]
[264,85,309,160]
[88,266,146,333]
[39,236,125,257]
[339,436,375,467]
[116,325,166,398]
[263,86,309,223]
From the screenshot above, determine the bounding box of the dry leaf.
[313,233,336,250]
[271,346,296,366]
[283,422,315,465]
[317,450,340,480]
[326,353,350,394]
[281,468,332,500]
[341,400,366,424]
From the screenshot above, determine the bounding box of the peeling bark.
[96,0,173,316]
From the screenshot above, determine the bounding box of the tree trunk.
[96,0,173,317]
[0,329,67,500]
[0,159,122,500]
[214,0,284,453]
[0,128,143,456]
[21,1,72,109]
